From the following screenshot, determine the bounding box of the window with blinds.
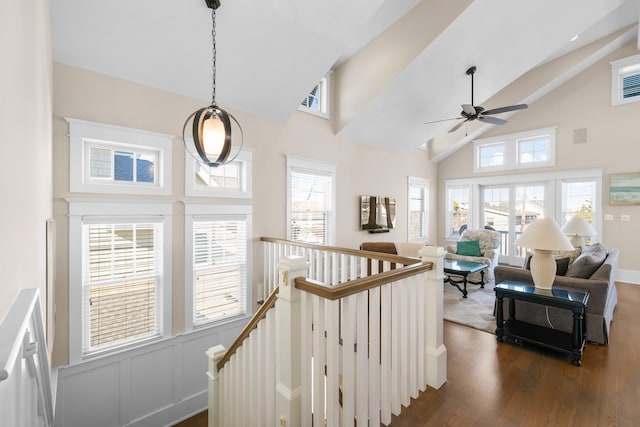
[611,54,640,106]
[192,218,247,326]
[82,221,163,355]
[299,74,330,118]
[289,169,333,245]
[408,177,429,242]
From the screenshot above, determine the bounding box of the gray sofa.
[494,248,619,344]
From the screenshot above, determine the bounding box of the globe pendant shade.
[193,106,232,166]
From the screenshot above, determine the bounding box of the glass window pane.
[448,187,469,237]
[136,154,155,183]
[114,151,134,181]
[519,136,549,164]
[290,170,332,245]
[89,147,112,178]
[479,143,504,168]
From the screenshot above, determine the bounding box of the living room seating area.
[495,244,619,344]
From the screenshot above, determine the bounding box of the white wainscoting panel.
[54,318,247,427]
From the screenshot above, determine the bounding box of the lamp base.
[529,249,557,290]
[568,234,585,248]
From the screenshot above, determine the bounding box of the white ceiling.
[50,0,640,159]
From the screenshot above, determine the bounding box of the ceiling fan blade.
[448,120,467,133]
[424,117,462,125]
[478,116,507,125]
[462,104,476,115]
[482,104,528,115]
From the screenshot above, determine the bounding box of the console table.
[495,280,589,366]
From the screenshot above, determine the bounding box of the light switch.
[604,214,614,221]
[621,214,631,222]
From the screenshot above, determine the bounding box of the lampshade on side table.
[515,218,575,289]
[561,215,596,248]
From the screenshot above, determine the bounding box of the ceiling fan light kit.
[425,65,528,133]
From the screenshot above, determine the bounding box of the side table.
[495,280,589,366]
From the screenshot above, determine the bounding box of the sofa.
[494,246,619,344]
[445,229,501,281]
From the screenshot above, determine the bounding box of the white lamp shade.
[515,218,574,289]
[515,218,574,252]
[203,115,226,158]
[561,216,596,236]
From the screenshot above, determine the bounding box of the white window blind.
[82,221,162,355]
[192,218,247,326]
[290,169,333,245]
[408,177,429,242]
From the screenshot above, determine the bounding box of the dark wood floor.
[175,282,639,427]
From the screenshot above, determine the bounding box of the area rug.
[443,281,497,334]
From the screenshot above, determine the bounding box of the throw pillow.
[551,246,582,266]
[457,240,481,257]
[566,243,608,279]
[523,255,571,276]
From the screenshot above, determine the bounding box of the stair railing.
[208,240,447,427]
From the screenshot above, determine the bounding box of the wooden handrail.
[294,261,433,301]
[217,287,280,370]
[260,236,419,266]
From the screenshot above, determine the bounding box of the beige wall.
[51,63,436,365]
[437,40,640,273]
[0,2,52,322]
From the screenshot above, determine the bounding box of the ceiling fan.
[425,66,528,133]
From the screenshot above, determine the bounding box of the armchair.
[445,229,501,281]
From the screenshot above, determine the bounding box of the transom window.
[474,127,556,172]
[184,147,252,198]
[67,118,173,195]
[611,54,640,105]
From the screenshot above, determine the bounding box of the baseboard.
[616,269,640,285]
[126,390,207,427]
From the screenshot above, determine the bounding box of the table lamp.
[515,218,574,289]
[561,215,596,248]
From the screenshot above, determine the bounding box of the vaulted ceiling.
[50,0,640,161]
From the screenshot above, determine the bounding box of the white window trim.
[473,127,556,172]
[298,72,331,119]
[407,176,429,243]
[68,200,173,364]
[184,145,253,198]
[286,155,336,245]
[67,118,173,195]
[611,53,640,106]
[445,184,474,241]
[445,168,603,242]
[184,202,253,332]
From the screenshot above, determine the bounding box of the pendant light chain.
[211,7,217,107]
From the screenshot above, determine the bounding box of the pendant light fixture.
[183,0,243,167]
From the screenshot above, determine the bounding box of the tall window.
[408,177,429,242]
[562,180,596,243]
[286,156,336,245]
[69,202,172,362]
[185,204,251,330]
[299,74,330,118]
[446,185,471,238]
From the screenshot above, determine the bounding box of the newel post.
[206,344,226,427]
[419,246,447,389]
[275,256,308,427]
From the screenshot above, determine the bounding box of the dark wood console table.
[444,259,486,298]
[495,280,589,366]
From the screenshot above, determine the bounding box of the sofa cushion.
[524,255,571,276]
[457,240,481,256]
[566,243,607,278]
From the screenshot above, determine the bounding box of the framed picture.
[46,218,56,353]
[610,172,640,205]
